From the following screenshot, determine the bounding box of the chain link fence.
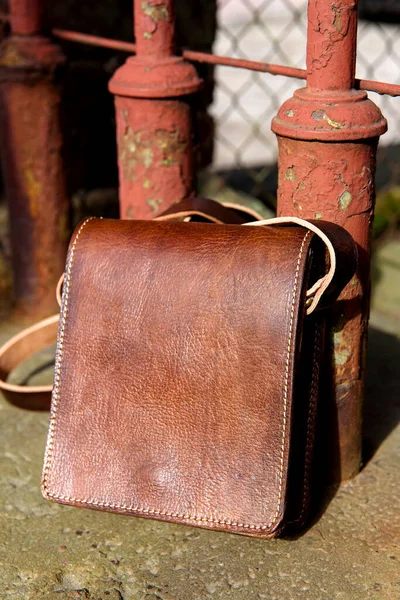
[210,0,400,206]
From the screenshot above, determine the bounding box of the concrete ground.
[0,236,399,600]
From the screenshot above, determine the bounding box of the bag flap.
[42,218,315,536]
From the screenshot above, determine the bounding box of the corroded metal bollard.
[109,0,202,220]
[272,0,387,480]
[0,0,69,318]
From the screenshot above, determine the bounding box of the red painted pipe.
[0,4,69,318]
[272,0,387,481]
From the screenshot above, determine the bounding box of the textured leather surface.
[42,218,316,537]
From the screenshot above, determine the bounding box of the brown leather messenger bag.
[0,198,357,538]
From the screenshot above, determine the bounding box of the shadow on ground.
[363,326,400,464]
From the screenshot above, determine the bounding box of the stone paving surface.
[0,237,399,600]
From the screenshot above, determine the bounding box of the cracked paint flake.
[119,127,187,181]
[312,110,325,121]
[155,129,187,165]
[119,128,154,181]
[333,331,352,366]
[339,190,352,210]
[312,109,344,129]
[141,1,168,22]
[331,4,354,38]
[146,198,163,213]
[332,2,356,37]
[324,114,344,129]
[333,8,342,32]
[284,167,296,181]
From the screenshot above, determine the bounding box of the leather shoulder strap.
[0,315,59,409]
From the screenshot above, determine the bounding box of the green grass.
[374,186,400,238]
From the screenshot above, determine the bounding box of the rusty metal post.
[0,0,69,318]
[109,0,202,219]
[272,0,387,480]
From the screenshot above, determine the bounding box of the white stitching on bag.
[41,218,95,491]
[41,222,311,532]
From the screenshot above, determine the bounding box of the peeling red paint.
[114,98,193,219]
[308,0,358,90]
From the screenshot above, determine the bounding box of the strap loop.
[244,216,336,315]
